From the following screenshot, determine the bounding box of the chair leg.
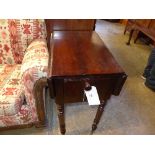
[124,25,129,35]
[134,32,140,43]
[124,28,127,35]
[126,29,134,45]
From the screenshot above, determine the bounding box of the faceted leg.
[56,103,66,135]
[55,79,66,135]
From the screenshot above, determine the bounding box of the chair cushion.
[0,64,24,116]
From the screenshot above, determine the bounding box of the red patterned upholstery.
[0,20,48,128]
[0,64,23,116]
[0,19,46,64]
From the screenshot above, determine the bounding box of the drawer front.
[63,77,117,103]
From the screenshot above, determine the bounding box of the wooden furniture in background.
[125,19,155,45]
[48,31,127,134]
[124,19,136,35]
[45,19,96,49]
[120,19,128,25]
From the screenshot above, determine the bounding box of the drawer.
[63,77,117,103]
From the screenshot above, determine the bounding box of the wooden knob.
[85,81,92,91]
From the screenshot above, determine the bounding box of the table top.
[49,31,124,78]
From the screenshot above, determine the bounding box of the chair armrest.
[21,39,49,122]
[21,39,49,74]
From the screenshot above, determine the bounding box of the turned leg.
[91,100,107,134]
[126,29,134,45]
[55,79,66,135]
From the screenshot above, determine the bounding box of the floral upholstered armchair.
[0,19,49,129]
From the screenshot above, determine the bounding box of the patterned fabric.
[0,20,48,128]
[0,19,46,64]
[0,104,32,127]
[21,39,48,74]
[0,64,24,116]
[21,39,49,122]
[0,64,33,127]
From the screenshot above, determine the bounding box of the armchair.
[0,19,49,129]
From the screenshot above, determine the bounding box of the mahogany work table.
[48,31,127,135]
